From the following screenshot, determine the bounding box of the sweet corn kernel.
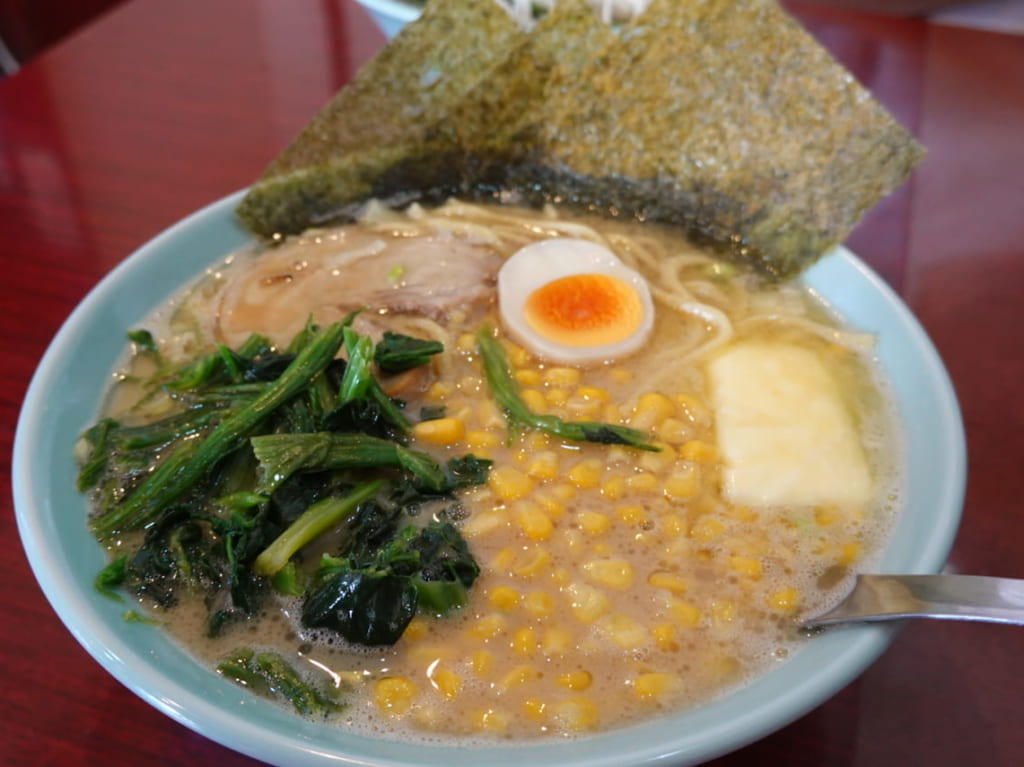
[543,366,581,387]
[626,472,658,492]
[577,385,610,402]
[545,388,570,407]
[602,403,623,423]
[552,697,599,732]
[647,571,689,595]
[600,474,626,500]
[462,508,508,538]
[667,598,702,627]
[639,443,674,473]
[550,483,576,502]
[838,541,861,566]
[609,367,632,384]
[490,546,515,571]
[597,613,649,650]
[412,417,465,445]
[674,393,711,427]
[522,698,547,720]
[374,677,417,715]
[470,650,493,676]
[520,388,547,412]
[560,527,584,553]
[680,440,718,463]
[477,400,505,429]
[429,667,461,699]
[592,541,613,556]
[514,369,542,387]
[524,431,552,451]
[512,548,552,578]
[656,417,692,444]
[690,516,725,542]
[535,492,566,519]
[711,600,736,625]
[577,510,612,536]
[489,466,534,501]
[664,465,700,499]
[503,342,530,367]
[582,558,635,589]
[468,613,507,640]
[556,670,593,690]
[634,672,680,699]
[473,707,510,733]
[629,392,676,431]
[616,505,647,526]
[515,500,554,541]
[541,627,574,655]
[768,587,801,612]
[456,332,477,352]
[407,644,451,665]
[497,664,538,692]
[426,381,452,400]
[566,582,610,623]
[464,428,501,450]
[662,514,687,537]
[652,624,678,651]
[729,556,763,579]
[488,585,521,611]
[523,590,555,618]
[403,617,429,642]
[567,459,604,489]
[526,451,560,481]
[511,626,538,655]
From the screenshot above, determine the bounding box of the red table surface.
[1,1,1022,765]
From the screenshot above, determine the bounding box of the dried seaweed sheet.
[237,0,923,278]
[236,0,524,239]
[528,0,924,276]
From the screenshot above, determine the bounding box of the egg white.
[497,238,655,365]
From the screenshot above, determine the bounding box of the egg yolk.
[523,273,644,348]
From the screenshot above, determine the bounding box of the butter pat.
[707,343,872,508]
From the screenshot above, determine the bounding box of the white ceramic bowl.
[13,190,965,766]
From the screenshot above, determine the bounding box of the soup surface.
[96,199,899,741]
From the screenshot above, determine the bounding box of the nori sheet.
[237,0,923,279]
[527,0,924,276]
[236,0,524,238]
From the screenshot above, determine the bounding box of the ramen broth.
[101,200,899,740]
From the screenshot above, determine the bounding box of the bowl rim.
[13,189,966,767]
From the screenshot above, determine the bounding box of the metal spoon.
[801,574,1024,630]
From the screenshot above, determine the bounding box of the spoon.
[801,573,1024,630]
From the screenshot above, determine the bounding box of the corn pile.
[355,330,868,737]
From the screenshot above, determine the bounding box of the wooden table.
[1,1,1022,764]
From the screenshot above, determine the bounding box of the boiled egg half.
[497,238,655,365]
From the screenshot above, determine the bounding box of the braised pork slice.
[216,227,502,349]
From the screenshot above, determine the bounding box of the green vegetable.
[250,432,447,495]
[254,480,383,577]
[475,324,659,451]
[94,554,127,600]
[373,332,444,373]
[80,314,485,652]
[91,321,348,537]
[216,648,344,716]
[302,520,479,646]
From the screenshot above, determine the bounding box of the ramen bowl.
[13,190,965,766]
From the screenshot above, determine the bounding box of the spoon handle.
[801,574,1024,630]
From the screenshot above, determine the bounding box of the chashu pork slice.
[216,226,503,349]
